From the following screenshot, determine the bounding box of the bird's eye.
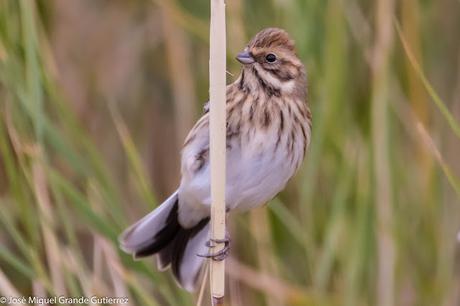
[265,53,277,63]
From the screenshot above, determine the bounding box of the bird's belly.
[226,144,294,212]
[178,132,296,227]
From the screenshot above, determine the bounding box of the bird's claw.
[197,237,231,261]
[205,237,230,248]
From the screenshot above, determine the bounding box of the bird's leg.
[197,232,231,261]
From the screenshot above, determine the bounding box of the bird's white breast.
[178,116,298,228]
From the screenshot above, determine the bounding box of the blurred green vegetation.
[0,0,459,305]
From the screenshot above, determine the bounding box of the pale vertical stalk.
[209,0,226,305]
[371,0,395,306]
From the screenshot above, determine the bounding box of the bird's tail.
[119,190,210,291]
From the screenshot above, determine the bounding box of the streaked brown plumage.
[120,27,312,291]
[188,27,311,174]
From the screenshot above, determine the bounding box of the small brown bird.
[120,28,312,291]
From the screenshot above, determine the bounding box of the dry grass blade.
[32,281,46,302]
[396,21,460,139]
[33,159,67,296]
[226,259,311,304]
[415,123,460,197]
[99,237,130,302]
[391,93,460,198]
[110,105,157,208]
[104,253,160,306]
[0,268,21,300]
[250,209,284,306]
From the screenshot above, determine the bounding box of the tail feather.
[119,190,179,256]
[171,218,209,291]
[156,242,174,271]
[119,190,210,292]
[134,202,180,258]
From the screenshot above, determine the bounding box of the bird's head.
[236,28,306,98]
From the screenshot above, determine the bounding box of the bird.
[119,27,312,292]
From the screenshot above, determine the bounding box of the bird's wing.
[178,113,213,228]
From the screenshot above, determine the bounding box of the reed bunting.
[120,28,312,291]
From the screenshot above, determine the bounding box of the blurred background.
[0,0,460,305]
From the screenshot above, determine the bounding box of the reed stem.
[209,0,227,305]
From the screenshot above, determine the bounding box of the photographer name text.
[0,295,129,304]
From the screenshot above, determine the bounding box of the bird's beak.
[236,51,255,65]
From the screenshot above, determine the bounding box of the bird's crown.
[248,28,295,52]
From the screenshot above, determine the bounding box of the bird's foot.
[197,236,231,261]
